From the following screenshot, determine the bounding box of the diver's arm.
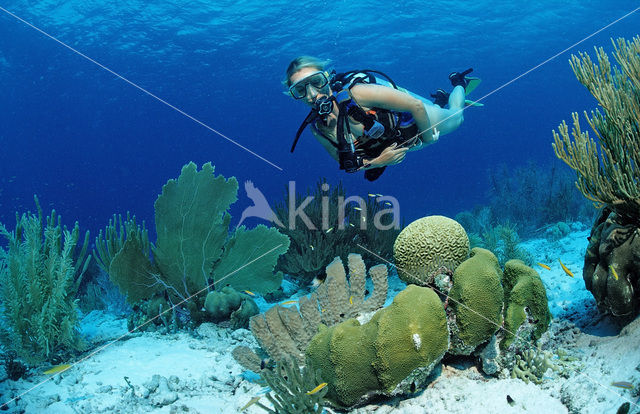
[363,143,409,169]
[350,84,438,144]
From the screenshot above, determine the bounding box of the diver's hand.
[367,143,409,168]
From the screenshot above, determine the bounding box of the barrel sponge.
[393,215,469,285]
[305,285,448,407]
[448,248,504,354]
[502,259,551,348]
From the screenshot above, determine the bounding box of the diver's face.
[289,67,331,107]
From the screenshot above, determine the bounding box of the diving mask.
[289,71,330,99]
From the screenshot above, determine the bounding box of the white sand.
[1,224,639,413]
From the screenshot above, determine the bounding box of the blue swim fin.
[465,99,484,107]
[464,77,481,95]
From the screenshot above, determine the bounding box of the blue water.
[0,1,638,235]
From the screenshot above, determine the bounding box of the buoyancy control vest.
[290,69,419,181]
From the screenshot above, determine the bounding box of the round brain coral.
[393,215,470,285]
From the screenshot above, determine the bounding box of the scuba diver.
[285,56,480,181]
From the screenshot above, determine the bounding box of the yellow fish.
[349,295,353,305]
[558,260,574,278]
[537,263,551,270]
[384,202,392,206]
[44,364,71,375]
[368,193,376,197]
[610,265,619,281]
[240,396,261,410]
[325,227,333,233]
[309,244,315,250]
[243,290,256,297]
[349,223,355,227]
[280,300,297,306]
[306,382,328,395]
[353,207,362,211]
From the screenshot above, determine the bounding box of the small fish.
[537,262,551,270]
[309,244,315,250]
[280,300,297,306]
[611,381,634,389]
[306,382,328,395]
[368,193,376,197]
[44,364,71,375]
[375,193,383,197]
[384,202,392,206]
[240,396,261,411]
[558,259,574,277]
[349,223,355,227]
[243,290,256,297]
[349,295,353,305]
[240,370,262,383]
[353,207,362,211]
[610,265,619,281]
[325,227,333,233]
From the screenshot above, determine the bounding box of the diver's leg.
[423,85,465,134]
[403,87,466,152]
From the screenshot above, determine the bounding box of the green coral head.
[502,259,551,349]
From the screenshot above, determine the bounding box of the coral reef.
[552,36,640,319]
[486,162,593,236]
[273,180,399,286]
[510,346,558,384]
[584,208,640,317]
[203,287,258,329]
[1,351,28,381]
[447,248,504,355]
[393,215,469,285]
[502,259,552,349]
[247,253,388,365]
[305,285,448,407]
[245,231,551,409]
[0,199,90,364]
[255,357,327,414]
[96,162,289,325]
[552,36,640,224]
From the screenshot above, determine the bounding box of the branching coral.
[255,357,327,414]
[552,36,640,225]
[511,346,559,384]
[553,36,640,318]
[0,198,90,364]
[273,179,398,285]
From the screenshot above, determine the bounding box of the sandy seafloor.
[1,223,639,414]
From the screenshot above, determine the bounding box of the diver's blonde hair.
[283,56,332,87]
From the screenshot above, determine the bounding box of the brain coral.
[393,215,470,285]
